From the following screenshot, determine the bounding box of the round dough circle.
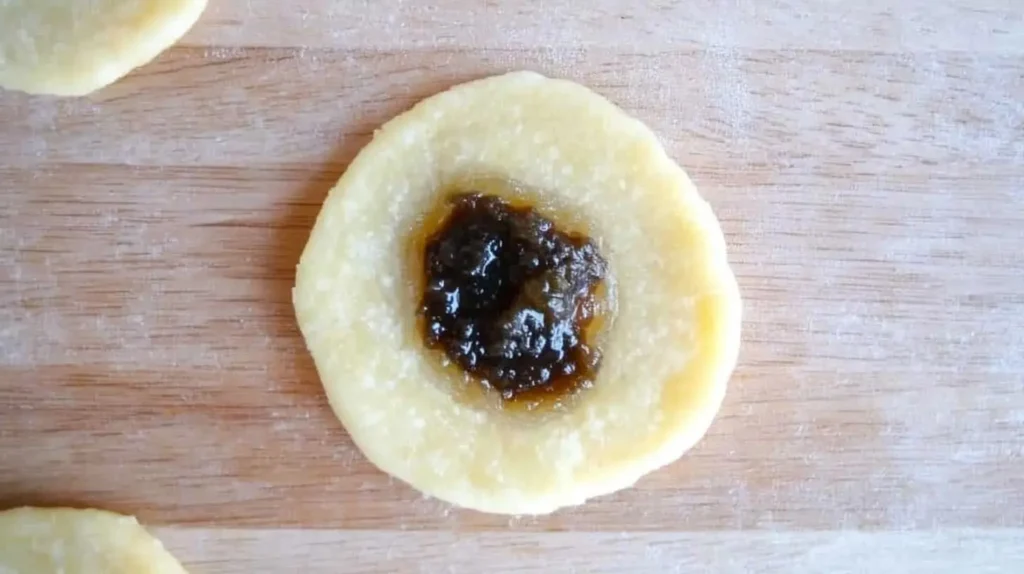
[0,0,208,96]
[0,507,188,573]
[294,71,742,514]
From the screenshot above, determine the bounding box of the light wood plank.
[1,48,1021,172]
[153,528,1024,574]
[181,0,1024,53]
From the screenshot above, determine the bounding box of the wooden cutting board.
[2,1,1023,571]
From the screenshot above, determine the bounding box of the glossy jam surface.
[420,193,608,400]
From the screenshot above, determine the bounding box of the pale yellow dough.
[294,71,742,514]
[0,507,188,574]
[0,0,207,96]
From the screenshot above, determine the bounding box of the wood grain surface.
[2,1,1023,572]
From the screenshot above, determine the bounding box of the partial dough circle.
[294,71,742,514]
[0,0,208,96]
[0,507,188,573]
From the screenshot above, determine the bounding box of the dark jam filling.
[420,193,608,400]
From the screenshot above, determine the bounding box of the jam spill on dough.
[421,193,608,400]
